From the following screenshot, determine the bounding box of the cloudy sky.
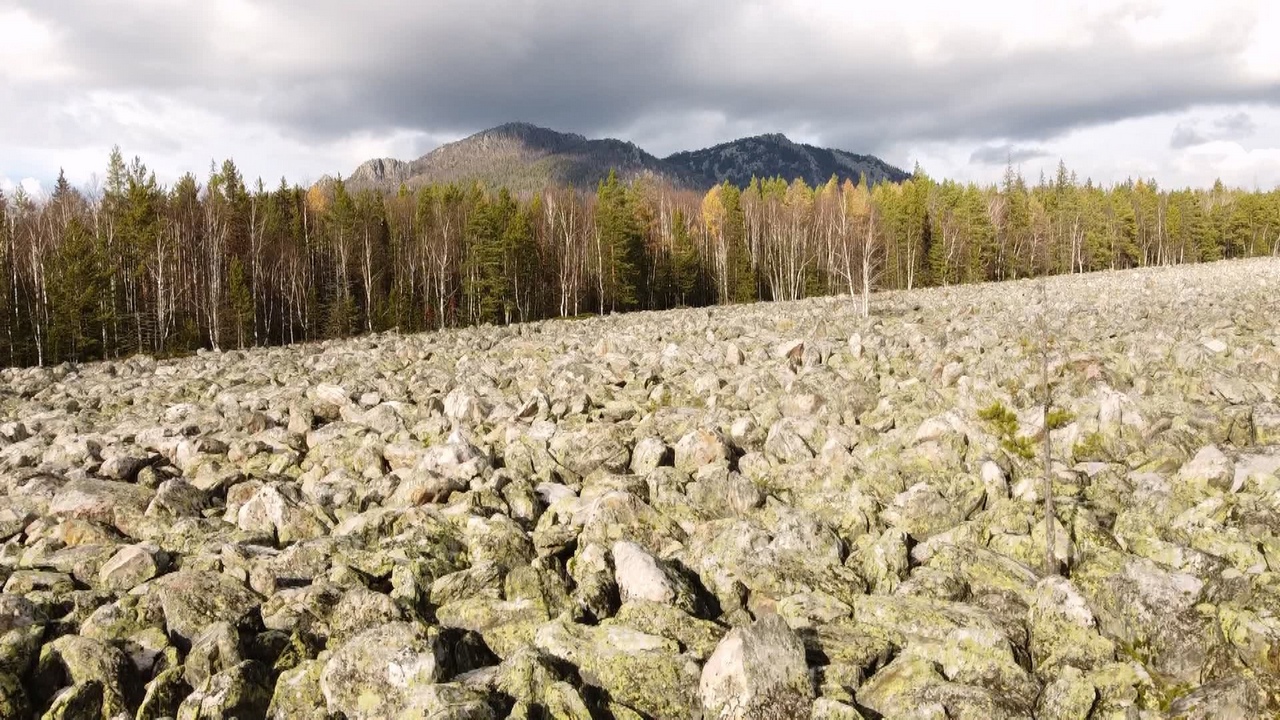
[3,0,1279,197]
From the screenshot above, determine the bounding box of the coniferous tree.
[48,217,107,362]
[595,170,644,312]
[227,256,253,348]
[671,208,700,305]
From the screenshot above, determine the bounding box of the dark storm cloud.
[969,144,1050,165]
[12,0,1280,158]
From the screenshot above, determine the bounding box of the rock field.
[2,258,1280,719]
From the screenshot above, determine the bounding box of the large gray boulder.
[700,614,813,719]
[320,622,450,718]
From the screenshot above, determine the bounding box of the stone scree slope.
[2,258,1280,719]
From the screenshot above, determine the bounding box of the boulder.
[320,622,450,718]
[700,614,813,719]
[535,616,700,718]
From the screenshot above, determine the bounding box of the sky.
[3,0,1280,198]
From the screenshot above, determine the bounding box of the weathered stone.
[611,540,698,613]
[136,667,190,720]
[266,659,326,719]
[176,659,272,720]
[97,543,165,592]
[882,482,965,541]
[327,586,408,645]
[1035,666,1095,720]
[436,595,548,659]
[612,599,726,661]
[320,622,450,718]
[674,428,732,471]
[149,570,262,646]
[183,621,244,690]
[700,614,814,719]
[1027,576,1116,676]
[535,616,700,718]
[237,483,330,545]
[33,634,134,717]
[1074,551,1207,683]
[630,437,671,475]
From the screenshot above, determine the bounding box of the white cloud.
[0,6,74,83]
[889,104,1280,189]
[0,176,47,200]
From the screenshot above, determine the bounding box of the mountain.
[345,122,686,193]
[663,133,911,189]
[340,122,907,193]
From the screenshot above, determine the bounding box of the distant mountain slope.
[346,122,686,193]
[340,123,907,193]
[663,133,911,188]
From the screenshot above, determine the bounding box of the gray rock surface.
[1,259,1279,717]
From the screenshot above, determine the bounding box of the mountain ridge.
[338,122,907,193]
[664,132,911,189]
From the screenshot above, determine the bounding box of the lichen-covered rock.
[0,595,42,635]
[1073,550,1208,682]
[535,616,700,718]
[183,621,245,690]
[32,634,136,714]
[674,428,732,471]
[436,596,549,660]
[486,646,577,712]
[857,653,1028,720]
[1034,666,1095,720]
[266,659,326,719]
[136,667,191,720]
[48,478,153,530]
[858,528,910,595]
[320,622,449,718]
[326,586,408,645]
[0,672,31,719]
[549,425,630,480]
[611,599,726,660]
[39,681,105,720]
[97,543,166,592]
[810,697,867,719]
[237,483,331,545]
[149,570,262,646]
[567,542,616,620]
[882,482,965,541]
[176,659,273,720]
[1027,576,1116,675]
[1166,673,1274,719]
[700,614,813,719]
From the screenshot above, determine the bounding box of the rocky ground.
[2,259,1280,720]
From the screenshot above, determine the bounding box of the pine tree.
[595,170,644,312]
[671,208,700,305]
[463,190,507,324]
[325,177,358,337]
[721,182,754,302]
[501,203,538,323]
[227,256,253,349]
[48,218,107,361]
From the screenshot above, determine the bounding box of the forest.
[1,147,1278,368]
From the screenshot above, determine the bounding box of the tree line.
[1,148,1277,368]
